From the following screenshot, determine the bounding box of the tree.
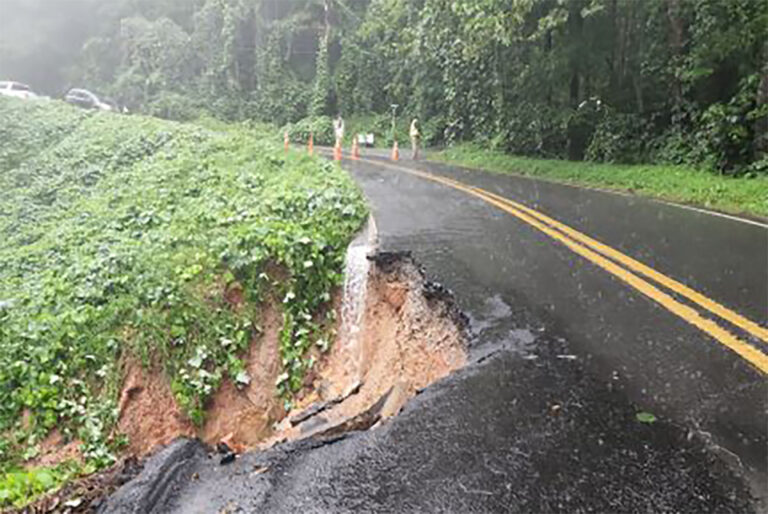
[3,0,766,173]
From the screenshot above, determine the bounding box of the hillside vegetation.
[0,97,366,506]
[3,0,766,176]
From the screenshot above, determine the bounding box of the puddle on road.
[468,294,513,335]
[467,294,540,362]
[508,328,537,348]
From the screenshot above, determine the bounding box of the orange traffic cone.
[351,137,360,160]
[334,142,342,161]
[308,133,314,155]
[284,131,290,151]
[391,140,399,161]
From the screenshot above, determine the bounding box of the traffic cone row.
[297,134,402,162]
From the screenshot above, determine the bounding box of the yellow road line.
[355,157,768,374]
[476,188,768,344]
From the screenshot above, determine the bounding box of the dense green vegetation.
[0,461,81,509]
[435,144,768,217]
[0,97,366,505]
[0,0,768,174]
[0,1,764,506]
[2,0,766,176]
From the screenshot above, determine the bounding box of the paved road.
[105,154,767,513]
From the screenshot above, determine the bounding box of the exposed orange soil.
[117,359,196,456]
[267,257,467,443]
[26,255,467,467]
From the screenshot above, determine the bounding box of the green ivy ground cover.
[0,98,367,507]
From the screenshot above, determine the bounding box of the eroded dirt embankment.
[119,252,467,455]
[116,299,289,457]
[267,252,468,445]
[27,251,468,487]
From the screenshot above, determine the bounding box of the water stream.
[339,216,378,376]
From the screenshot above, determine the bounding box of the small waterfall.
[339,216,377,363]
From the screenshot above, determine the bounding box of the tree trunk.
[633,73,644,113]
[568,4,583,109]
[665,0,684,109]
[324,0,331,37]
[608,0,618,96]
[545,30,553,106]
[570,71,580,108]
[757,40,768,160]
[567,2,585,160]
[630,3,644,114]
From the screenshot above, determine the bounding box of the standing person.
[333,114,345,147]
[410,118,421,160]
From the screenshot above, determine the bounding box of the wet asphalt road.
[105,154,767,513]
[351,156,768,470]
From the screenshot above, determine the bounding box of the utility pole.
[390,104,399,142]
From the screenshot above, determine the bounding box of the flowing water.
[339,217,378,368]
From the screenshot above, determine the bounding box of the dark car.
[64,88,112,111]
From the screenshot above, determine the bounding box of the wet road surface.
[105,154,767,513]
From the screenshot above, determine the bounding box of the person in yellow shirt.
[410,118,421,160]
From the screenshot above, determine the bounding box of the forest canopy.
[1,0,766,174]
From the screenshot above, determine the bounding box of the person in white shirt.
[334,115,345,147]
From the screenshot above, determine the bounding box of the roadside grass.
[432,144,768,219]
[0,97,367,506]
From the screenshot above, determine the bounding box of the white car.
[0,81,37,100]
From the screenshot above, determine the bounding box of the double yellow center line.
[356,156,768,374]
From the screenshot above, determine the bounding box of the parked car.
[64,88,113,111]
[0,81,37,100]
